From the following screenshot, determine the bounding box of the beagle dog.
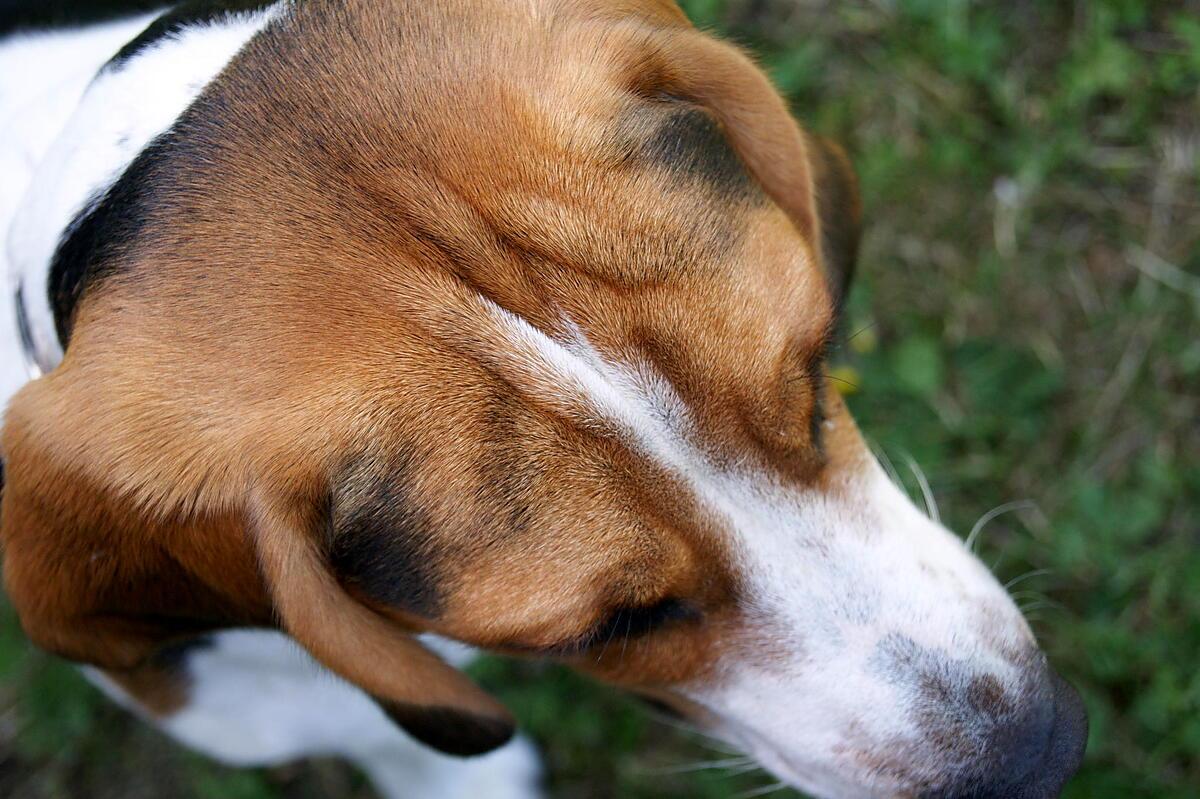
[0,1,1088,797]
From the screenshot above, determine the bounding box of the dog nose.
[1001,671,1088,799]
[943,669,1088,799]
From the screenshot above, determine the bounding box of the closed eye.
[806,327,835,451]
[808,361,827,450]
[550,598,700,656]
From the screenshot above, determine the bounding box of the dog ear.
[250,489,516,756]
[802,134,861,306]
[0,375,254,672]
[643,30,862,304]
[1,374,514,757]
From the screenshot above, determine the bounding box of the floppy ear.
[644,30,862,304]
[803,134,862,306]
[250,489,515,755]
[1,375,514,757]
[0,377,252,672]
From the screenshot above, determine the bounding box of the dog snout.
[941,668,1088,799]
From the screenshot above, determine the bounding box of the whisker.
[1019,599,1064,614]
[644,711,741,755]
[844,321,878,346]
[645,756,756,775]
[869,440,905,492]
[792,371,862,392]
[735,780,790,799]
[726,760,768,777]
[902,453,939,524]
[595,610,624,663]
[619,612,633,663]
[826,374,861,391]
[1004,568,1052,590]
[965,500,1036,552]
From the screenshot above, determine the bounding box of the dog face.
[0,0,1085,796]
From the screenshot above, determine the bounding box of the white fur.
[86,630,543,799]
[0,13,160,402]
[1,4,280,388]
[687,462,1032,798]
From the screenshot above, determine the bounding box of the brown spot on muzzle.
[967,674,1010,719]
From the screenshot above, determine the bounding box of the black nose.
[1003,672,1088,799]
[943,670,1088,799]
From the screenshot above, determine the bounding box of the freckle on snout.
[967,674,1009,717]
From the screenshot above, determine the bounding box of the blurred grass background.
[2,0,1198,797]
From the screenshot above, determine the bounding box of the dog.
[0,1,1088,797]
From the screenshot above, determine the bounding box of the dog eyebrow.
[639,106,760,201]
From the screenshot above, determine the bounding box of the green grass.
[2,0,1198,797]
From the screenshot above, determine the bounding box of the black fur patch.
[45,0,279,346]
[640,108,759,201]
[377,700,515,757]
[328,455,443,617]
[105,0,276,71]
[48,134,172,346]
[0,0,163,39]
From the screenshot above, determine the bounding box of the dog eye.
[808,367,827,448]
[579,598,700,653]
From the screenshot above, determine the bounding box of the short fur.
[1,1,1086,796]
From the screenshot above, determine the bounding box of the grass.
[2,0,1198,797]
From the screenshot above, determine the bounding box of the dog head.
[1,0,1085,795]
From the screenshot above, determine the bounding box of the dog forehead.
[57,0,825,344]
[270,0,781,275]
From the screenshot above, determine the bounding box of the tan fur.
[0,0,864,745]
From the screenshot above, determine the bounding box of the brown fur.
[0,0,864,752]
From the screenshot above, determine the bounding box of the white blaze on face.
[482,305,1040,797]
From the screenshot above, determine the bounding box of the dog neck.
[0,16,148,405]
[0,5,281,410]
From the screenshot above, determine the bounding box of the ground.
[1,0,1198,797]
